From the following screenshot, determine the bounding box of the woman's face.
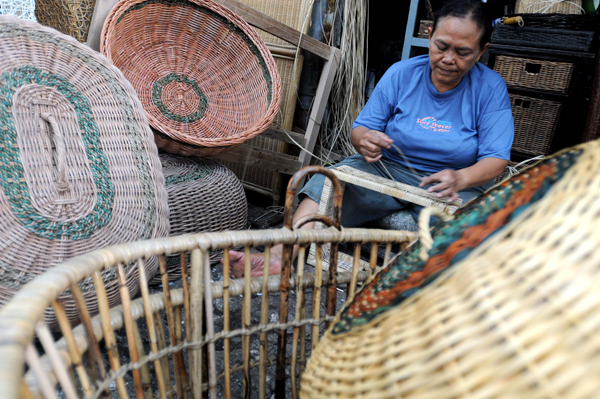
[428,16,489,93]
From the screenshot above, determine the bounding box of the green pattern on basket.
[0,66,113,240]
[116,0,273,106]
[164,158,215,186]
[0,23,158,243]
[332,147,583,335]
[152,73,208,123]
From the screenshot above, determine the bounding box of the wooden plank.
[299,47,342,167]
[261,126,305,146]
[212,146,302,174]
[214,0,332,60]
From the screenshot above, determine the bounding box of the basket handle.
[40,112,69,193]
[284,165,343,230]
[418,206,454,261]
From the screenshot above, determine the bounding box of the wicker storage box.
[492,25,595,53]
[0,16,169,325]
[494,55,574,94]
[151,153,248,283]
[101,0,281,157]
[515,0,583,14]
[35,0,96,42]
[510,93,562,155]
[512,13,600,31]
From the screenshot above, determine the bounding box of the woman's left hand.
[419,169,467,202]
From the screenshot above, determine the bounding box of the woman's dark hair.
[431,0,491,49]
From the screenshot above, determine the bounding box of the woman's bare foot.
[223,250,284,279]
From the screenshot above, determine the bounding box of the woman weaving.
[227,0,514,278]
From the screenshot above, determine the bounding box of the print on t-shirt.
[416,116,452,133]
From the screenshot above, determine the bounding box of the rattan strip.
[494,55,574,94]
[0,16,169,324]
[333,166,462,213]
[101,0,282,155]
[510,93,562,155]
[302,142,600,398]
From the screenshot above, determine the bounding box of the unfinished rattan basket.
[0,166,417,398]
[301,141,600,398]
[0,16,169,325]
[150,153,248,283]
[100,0,281,157]
[35,0,96,42]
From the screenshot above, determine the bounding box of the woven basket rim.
[100,0,282,149]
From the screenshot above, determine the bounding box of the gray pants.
[299,154,492,228]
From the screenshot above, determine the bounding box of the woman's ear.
[428,26,433,40]
[477,42,490,61]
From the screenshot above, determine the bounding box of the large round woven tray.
[0,16,170,325]
[101,0,281,157]
[301,141,597,397]
[151,153,247,283]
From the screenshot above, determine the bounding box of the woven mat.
[0,16,169,325]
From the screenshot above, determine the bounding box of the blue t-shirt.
[353,55,514,174]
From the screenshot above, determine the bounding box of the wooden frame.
[307,165,460,272]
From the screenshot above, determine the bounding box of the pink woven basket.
[101,0,281,156]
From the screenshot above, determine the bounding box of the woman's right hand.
[351,126,394,163]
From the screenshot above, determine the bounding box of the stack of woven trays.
[101,0,281,157]
[150,153,247,283]
[0,16,169,325]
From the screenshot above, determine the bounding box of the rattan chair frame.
[0,166,417,399]
[100,0,282,156]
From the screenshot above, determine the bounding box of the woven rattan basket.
[0,16,169,325]
[510,93,562,155]
[494,55,574,94]
[151,153,248,283]
[0,166,417,398]
[491,25,595,52]
[515,0,584,14]
[35,0,96,42]
[101,0,281,157]
[302,140,600,398]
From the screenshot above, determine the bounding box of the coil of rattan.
[150,153,247,283]
[101,0,282,157]
[302,140,600,398]
[0,16,169,326]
